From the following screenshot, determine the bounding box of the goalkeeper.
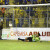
[32,32,40,42]
[18,32,40,42]
[24,32,40,42]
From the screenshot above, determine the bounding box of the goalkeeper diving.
[18,32,40,42]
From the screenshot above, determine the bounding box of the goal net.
[0,4,50,28]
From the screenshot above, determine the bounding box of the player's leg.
[18,38,25,41]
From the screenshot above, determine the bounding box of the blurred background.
[0,0,50,28]
[0,6,50,28]
[0,0,50,5]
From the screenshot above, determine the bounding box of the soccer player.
[18,32,40,42]
[18,32,32,42]
[32,32,40,42]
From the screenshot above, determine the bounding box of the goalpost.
[0,3,50,7]
[0,4,50,41]
[0,3,50,27]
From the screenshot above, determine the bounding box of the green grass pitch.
[0,40,50,50]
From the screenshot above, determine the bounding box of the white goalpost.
[0,3,50,7]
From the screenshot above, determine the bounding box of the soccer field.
[0,40,50,50]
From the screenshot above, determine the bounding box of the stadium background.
[0,0,50,50]
[0,0,50,40]
[0,0,50,28]
[0,0,50,5]
[0,5,50,28]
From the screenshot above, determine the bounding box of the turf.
[0,40,50,50]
